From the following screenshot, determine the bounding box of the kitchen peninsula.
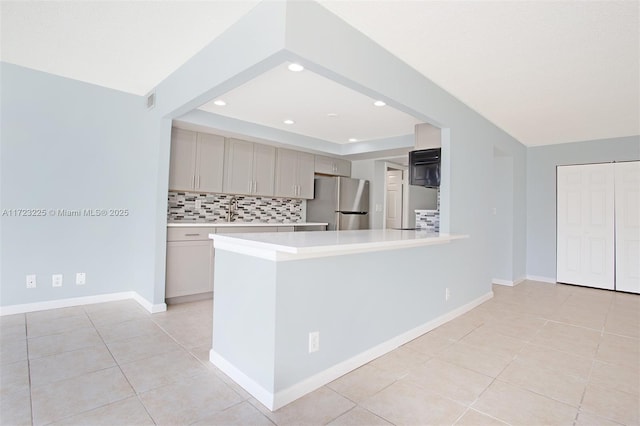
[209,229,487,411]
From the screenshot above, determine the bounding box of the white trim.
[132,293,167,313]
[491,277,526,287]
[210,290,493,411]
[0,292,166,316]
[526,275,557,284]
[209,350,275,410]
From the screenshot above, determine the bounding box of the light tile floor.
[1,281,638,425]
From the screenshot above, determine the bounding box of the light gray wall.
[526,136,640,280]
[492,153,514,282]
[212,251,276,391]
[1,0,528,311]
[0,62,156,305]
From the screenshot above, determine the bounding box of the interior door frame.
[382,162,408,230]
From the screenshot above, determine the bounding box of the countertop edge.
[210,232,469,262]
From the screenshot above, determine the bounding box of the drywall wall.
[0,62,157,306]
[492,151,515,283]
[526,136,640,281]
[1,0,528,315]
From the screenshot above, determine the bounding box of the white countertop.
[210,229,468,261]
[167,222,327,228]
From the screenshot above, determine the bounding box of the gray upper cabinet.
[275,148,315,199]
[169,128,224,193]
[223,138,275,196]
[314,155,351,177]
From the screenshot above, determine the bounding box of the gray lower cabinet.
[165,227,216,301]
[166,225,326,302]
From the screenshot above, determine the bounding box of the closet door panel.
[615,161,640,294]
[557,164,615,289]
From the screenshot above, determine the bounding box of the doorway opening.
[384,164,406,229]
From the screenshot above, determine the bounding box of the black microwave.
[409,148,441,187]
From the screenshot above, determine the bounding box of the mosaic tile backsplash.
[415,210,439,232]
[415,188,440,232]
[168,191,304,223]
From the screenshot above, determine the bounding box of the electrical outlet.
[76,272,86,285]
[26,275,36,289]
[52,274,63,288]
[308,331,320,353]
[445,287,450,301]
[195,199,202,209]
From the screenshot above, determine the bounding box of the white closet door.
[615,161,640,293]
[557,164,615,289]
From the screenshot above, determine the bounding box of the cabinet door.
[297,152,315,199]
[195,133,225,193]
[335,158,351,177]
[224,138,254,195]
[166,240,213,298]
[169,129,197,191]
[253,144,276,196]
[275,148,299,198]
[314,155,335,175]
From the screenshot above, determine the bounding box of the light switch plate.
[308,331,320,353]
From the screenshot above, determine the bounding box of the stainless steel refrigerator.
[307,176,369,230]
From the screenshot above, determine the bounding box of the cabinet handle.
[196,175,200,188]
[253,180,257,193]
[192,175,196,189]
[249,181,252,193]
[185,233,201,236]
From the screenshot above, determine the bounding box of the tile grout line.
[82,305,159,426]
[23,314,35,426]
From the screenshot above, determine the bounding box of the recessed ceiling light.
[327,113,338,118]
[213,99,227,106]
[283,119,295,125]
[287,63,304,72]
[373,100,386,107]
[348,138,358,142]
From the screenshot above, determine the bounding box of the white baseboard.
[132,293,167,313]
[492,277,526,287]
[525,275,557,284]
[211,290,493,411]
[209,351,275,409]
[0,292,166,316]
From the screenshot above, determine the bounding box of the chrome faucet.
[227,197,238,222]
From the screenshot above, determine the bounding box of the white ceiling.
[1,0,638,147]
[198,63,422,144]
